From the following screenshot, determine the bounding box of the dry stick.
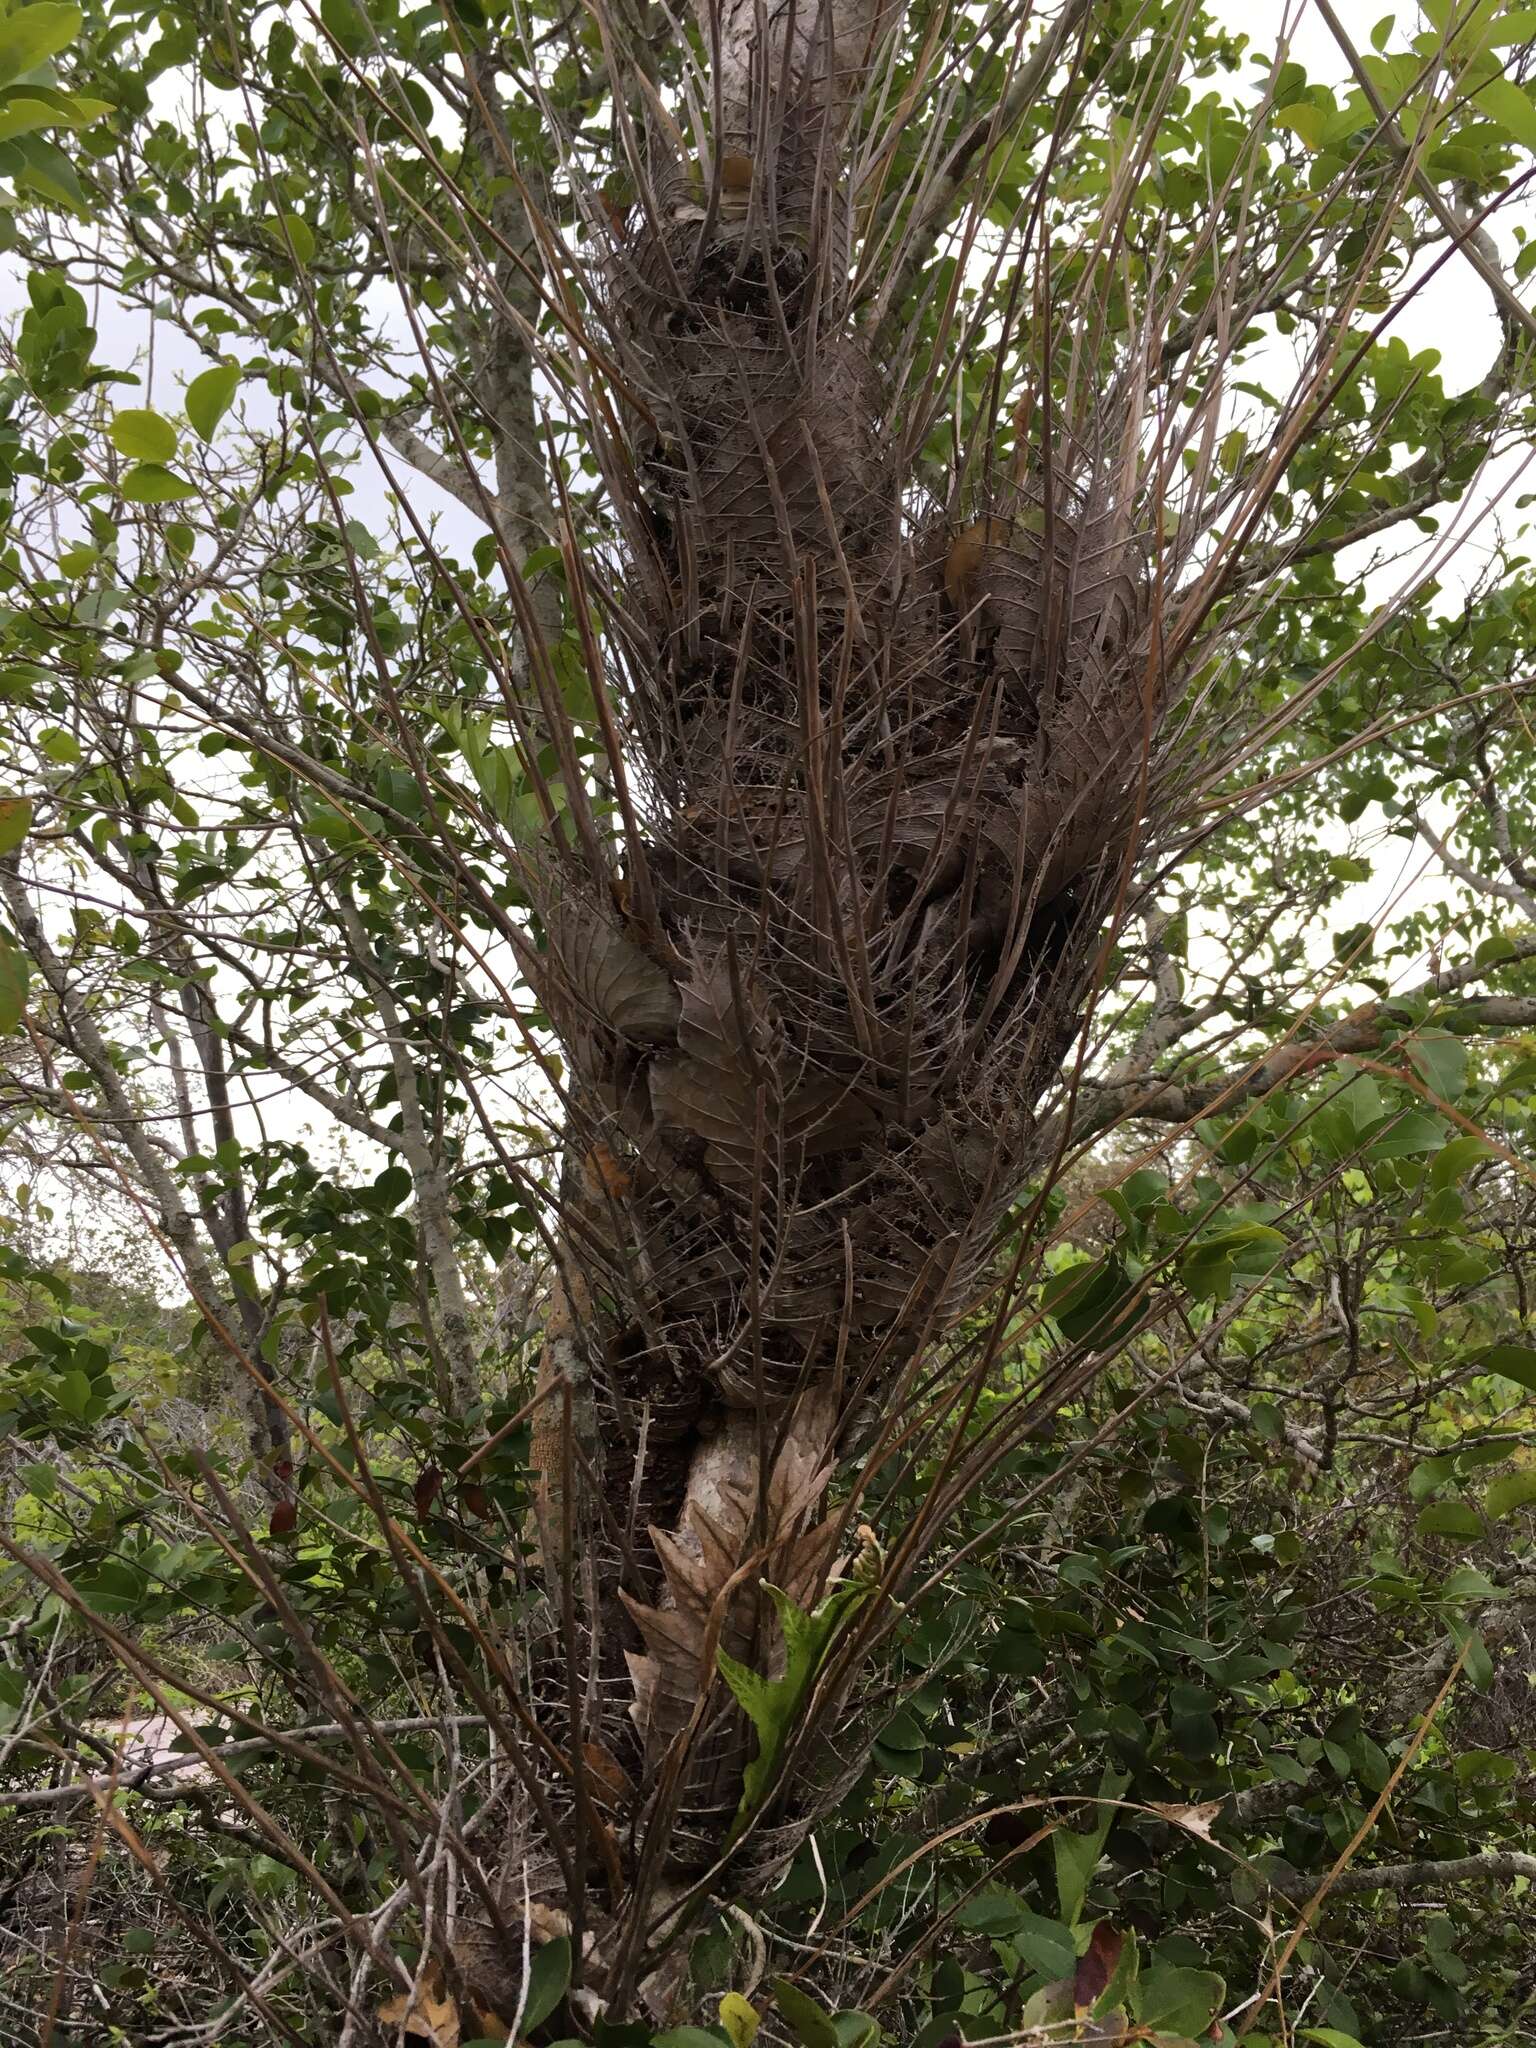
[4,994,562,1807]
[187,1452,444,1940]
[64,1790,312,2047]
[310,1308,586,1909]
[0,1719,495,1811]
[9,995,588,1917]
[0,1536,412,1987]
[38,1721,118,2048]
[871,0,1096,325]
[1238,1639,1473,2038]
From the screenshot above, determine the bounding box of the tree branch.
[1263,1849,1536,1899]
[1085,941,1536,1128]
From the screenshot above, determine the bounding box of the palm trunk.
[483,0,1164,2015]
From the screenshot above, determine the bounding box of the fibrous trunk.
[484,0,1164,2011]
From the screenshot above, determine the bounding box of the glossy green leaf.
[1274,100,1326,149]
[520,1935,570,2033]
[1366,1112,1445,1159]
[111,408,178,462]
[771,1978,840,2048]
[1415,1501,1481,1540]
[186,362,239,442]
[0,88,110,138]
[717,1577,873,1840]
[120,463,197,504]
[1484,1468,1536,1520]
[267,211,316,265]
[0,3,82,84]
[1408,1454,1455,1503]
[1137,1966,1225,2038]
[11,130,87,210]
[1475,77,1536,148]
[832,2015,880,2048]
[1470,1343,1536,1395]
[1429,1135,1495,1188]
[1053,1769,1129,1926]
[1405,1031,1467,1101]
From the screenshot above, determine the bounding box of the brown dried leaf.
[528,1901,572,1943]
[581,1741,636,1809]
[1146,1798,1224,1840]
[545,905,681,1044]
[378,1964,459,2048]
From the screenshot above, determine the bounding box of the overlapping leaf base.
[517,133,1162,1899]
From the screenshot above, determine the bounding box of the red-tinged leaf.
[415,1464,443,1516]
[269,1501,298,1539]
[273,1458,294,1483]
[1075,1921,1124,2014]
[460,1482,489,1519]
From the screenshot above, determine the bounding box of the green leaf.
[1137,1966,1225,2038]
[0,88,109,138]
[1440,1565,1502,1601]
[0,938,29,1033]
[0,4,82,85]
[652,2033,731,2048]
[1469,1343,1536,1395]
[520,1936,570,2033]
[1455,1624,1495,1690]
[37,726,77,763]
[875,1707,924,1755]
[1011,1911,1077,1977]
[1430,1136,1495,1189]
[267,211,316,266]
[1475,930,1517,966]
[1485,1468,1536,1520]
[111,408,178,462]
[1406,1030,1467,1101]
[1415,1501,1482,1539]
[186,362,239,442]
[771,1978,840,2048]
[1299,2032,1368,2048]
[1409,1454,1456,1503]
[1053,1769,1129,1926]
[717,1577,873,1840]
[11,131,87,210]
[0,795,32,854]
[1366,1111,1445,1160]
[832,2016,880,2048]
[1475,76,1536,148]
[955,1891,1024,1936]
[320,0,369,55]
[120,463,197,504]
[1274,100,1327,149]
[1044,1254,1150,1344]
